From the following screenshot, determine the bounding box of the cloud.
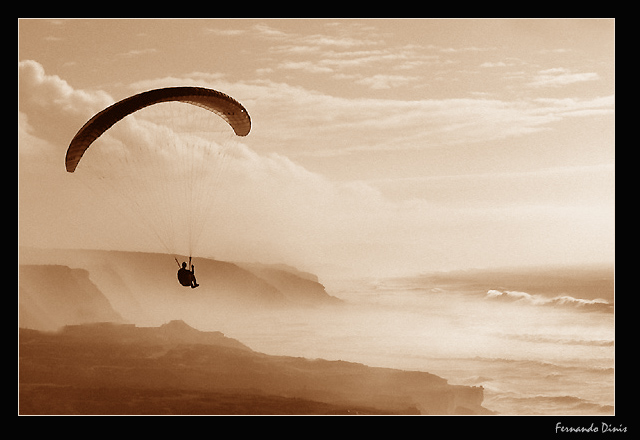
[268,44,322,56]
[203,28,246,37]
[18,60,616,276]
[204,23,288,40]
[259,23,441,81]
[252,23,290,39]
[18,111,55,165]
[116,48,159,58]
[255,22,381,49]
[128,70,612,158]
[18,60,113,148]
[271,43,440,77]
[299,34,379,48]
[278,61,334,74]
[17,60,400,273]
[537,48,572,55]
[439,46,496,53]
[19,60,107,111]
[480,61,507,68]
[528,68,599,87]
[354,74,420,90]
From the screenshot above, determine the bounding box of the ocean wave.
[485,289,613,312]
[487,393,614,415]
[467,356,614,375]
[506,333,614,347]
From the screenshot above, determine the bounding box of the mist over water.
[188,268,614,415]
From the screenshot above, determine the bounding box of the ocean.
[201,265,615,415]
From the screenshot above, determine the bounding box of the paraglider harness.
[176,257,198,288]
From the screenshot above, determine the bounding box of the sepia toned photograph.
[19,18,614,417]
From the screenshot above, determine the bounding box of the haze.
[18,19,615,277]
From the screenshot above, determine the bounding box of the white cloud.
[203,28,246,37]
[528,68,599,87]
[18,60,616,276]
[118,68,614,163]
[354,74,420,90]
[439,46,496,53]
[252,23,290,39]
[17,60,398,273]
[256,22,381,50]
[18,60,114,149]
[299,34,379,48]
[116,48,159,58]
[480,61,507,68]
[278,61,334,74]
[261,23,442,80]
[538,48,572,54]
[272,43,439,75]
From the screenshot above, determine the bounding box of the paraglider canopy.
[65,86,251,173]
[63,85,251,263]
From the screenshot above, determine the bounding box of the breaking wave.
[506,333,614,347]
[486,394,615,415]
[485,289,613,312]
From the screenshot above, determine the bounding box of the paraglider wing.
[65,86,251,172]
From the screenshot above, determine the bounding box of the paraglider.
[65,86,251,287]
[177,261,199,288]
[66,86,251,172]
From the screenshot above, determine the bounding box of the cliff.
[19,247,341,328]
[17,247,492,415]
[19,264,125,331]
[19,321,490,415]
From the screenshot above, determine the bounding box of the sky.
[18,19,615,277]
